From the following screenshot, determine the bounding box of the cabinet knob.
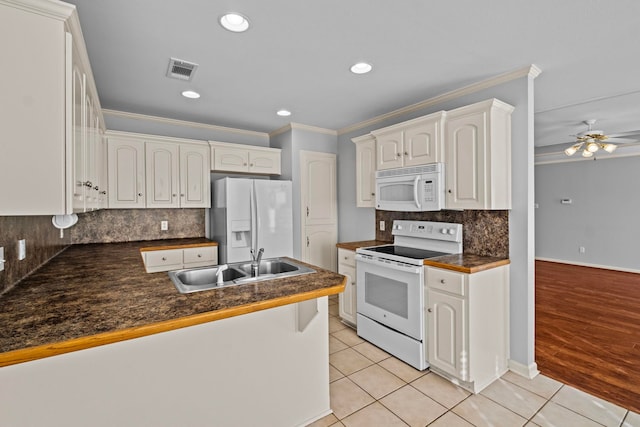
[84,181,93,188]
[180,193,185,197]
[371,192,375,196]
[448,189,452,194]
[197,254,202,258]
[396,152,401,158]
[427,308,432,313]
[243,162,247,166]
[94,186,99,191]
[440,279,446,284]
[404,151,408,156]
[250,163,254,167]
[100,191,107,195]
[138,192,143,197]
[172,194,177,197]
[162,257,167,261]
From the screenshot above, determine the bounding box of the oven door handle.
[356,254,422,274]
[413,176,421,210]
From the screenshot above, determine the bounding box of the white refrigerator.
[212,178,293,264]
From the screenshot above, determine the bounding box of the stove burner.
[365,245,448,260]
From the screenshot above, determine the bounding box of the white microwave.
[375,163,444,211]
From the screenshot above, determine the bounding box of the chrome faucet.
[216,264,228,286]
[250,248,264,277]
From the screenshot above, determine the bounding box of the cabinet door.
[303,225,337,272]
[445,111,487,209]
[404,118,442,166]
[249,149,281,175]
[375,130,403,170]
[97,130,108,209]
[300,151,337,226]
[71,58,86,213]
[213,146,249,172]
[354,137,376,207]
[338,263,357,326]
[146,142,179,208]
[180,144,210,208]
[427,289,466,380]
[107,138,146,208]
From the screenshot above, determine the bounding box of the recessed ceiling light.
[220,13,250,32]
[181,90,200,99]
[277,109,292,117]
[350,62,372,74]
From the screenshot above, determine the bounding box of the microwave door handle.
[413,176,421,210]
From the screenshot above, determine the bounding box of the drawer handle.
[162,257,167,261]
[440,279,446,284]
[197,254,202,258]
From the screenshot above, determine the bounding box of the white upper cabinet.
[352,134,376,208]
[107,132,210,209]
[372,112,445,170]
[108,137,146,208]
[0,1,104,215]
[146,142,180,208]
[445,99,514,210]
[179,144,210,208]
[210,141,281,175]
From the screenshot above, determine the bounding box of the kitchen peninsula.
[0,239,345,427]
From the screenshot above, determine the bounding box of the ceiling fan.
[564,119,640,158]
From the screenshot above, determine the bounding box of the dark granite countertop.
[337,240,509,273]
[0,239,345,366]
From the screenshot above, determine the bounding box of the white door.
[354,136,376,208]
[304,225,337,272]
[300,151,337,271]
[427,289,466,379]
[338,263,357,325]
[107,138,145,208]
[180,144,210,208]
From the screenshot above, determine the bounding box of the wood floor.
[535,260,640,413]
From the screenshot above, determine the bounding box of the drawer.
[183,246,217,265]
[144,249,183,272]
[338,248,356,267]
[426,267,465,296]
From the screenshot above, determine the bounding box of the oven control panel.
[392,220,462,243]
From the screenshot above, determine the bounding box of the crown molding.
[0,0,73,21]
[338,64,541,136]
[102,109,269,139]
[104,129,208,146]
[269,122,337,138]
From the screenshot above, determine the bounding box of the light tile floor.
[310,295,640,427]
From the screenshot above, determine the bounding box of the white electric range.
[355,220,463,370]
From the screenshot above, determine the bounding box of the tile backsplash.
[376,210,509,258]
[0,216,70,294]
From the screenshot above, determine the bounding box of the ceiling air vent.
[166,58,198,81]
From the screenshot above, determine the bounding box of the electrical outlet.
[0,247,5,272]
[18,239,26,260]
[379,221,385,231]
[579,246,586,254]
[161,220,169,231]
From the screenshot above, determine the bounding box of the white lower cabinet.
[425,265,509,393]
[141,245,218,273]
[337,248,357,327]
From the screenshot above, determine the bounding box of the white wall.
[336,75,538,374]
[536,156,640,272]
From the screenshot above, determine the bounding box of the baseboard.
[297,409,333,427]
[535,257,640,274]
[508,359,539,379]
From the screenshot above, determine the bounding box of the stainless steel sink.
[168,258,316,294]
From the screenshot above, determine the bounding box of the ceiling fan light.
[564,146,577,156]
[582,150,593,158]
[586,142,599,153]
[603,143,617,153]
